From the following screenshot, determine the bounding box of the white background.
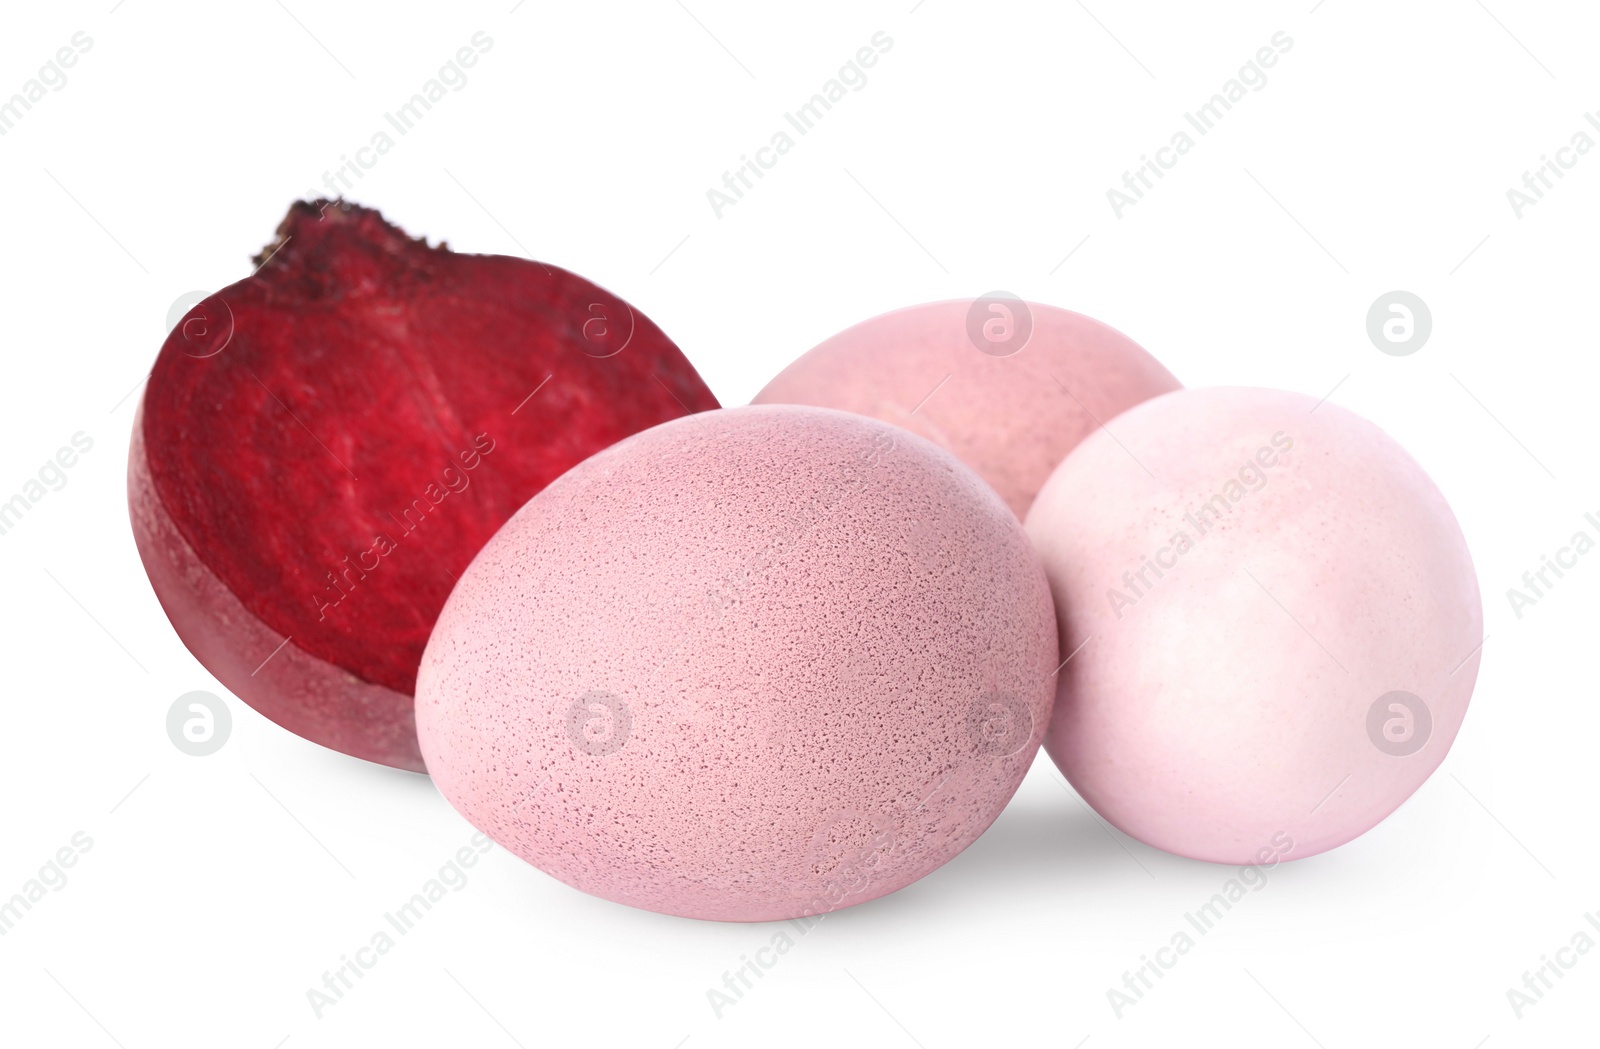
[1,1,1595,1046]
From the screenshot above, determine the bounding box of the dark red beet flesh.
[130,200,719,771]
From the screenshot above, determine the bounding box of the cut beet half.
[129,200,719,772]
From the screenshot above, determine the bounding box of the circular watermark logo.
[166,291,210,334]
[1366,690,1432,756]
[166,690,232,756]
[168,292,235,359]
[566,690,632,755]
[1366,291,1431,357]
[966,692,1032,756]
[575,294,635,358]
[966,291,1033,358]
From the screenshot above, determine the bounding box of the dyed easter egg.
[417,405,1058,920]
[753,298,1179,517]
[1026,387,1482,864]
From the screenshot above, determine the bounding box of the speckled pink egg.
[416,404,1057,921]
[752,298,1180,518]
[1025,387,1482,865]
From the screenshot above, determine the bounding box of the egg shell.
[416,404,1058,921]
[752,299,1180,518]
[1025,386,1483,864]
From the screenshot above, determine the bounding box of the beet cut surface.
[131,200,719,771]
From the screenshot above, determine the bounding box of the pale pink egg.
[753,298,1180,518]
[416,405,1057,921]
[1025,387,1482,864]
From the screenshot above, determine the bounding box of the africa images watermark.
[305,831,494,1018]
[0,31,92,136]
[1505,506,1600,620]
[1506,908,1600,1020]
[706,31,894,218]
[167,691,232,757]
[1107,31,1293,218]
[703,909,834,1020]
[305,31,493,200]
[0,832,94,937]
[1107,832,1295,1018]
[1505,111,1600,219]
[704,704,1021,1019]
[312,433,496,621]
[1105,432,1294,619]
[0,431,94,539]
[705,811,894,1019]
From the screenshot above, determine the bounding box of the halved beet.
[130,200,719,772]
